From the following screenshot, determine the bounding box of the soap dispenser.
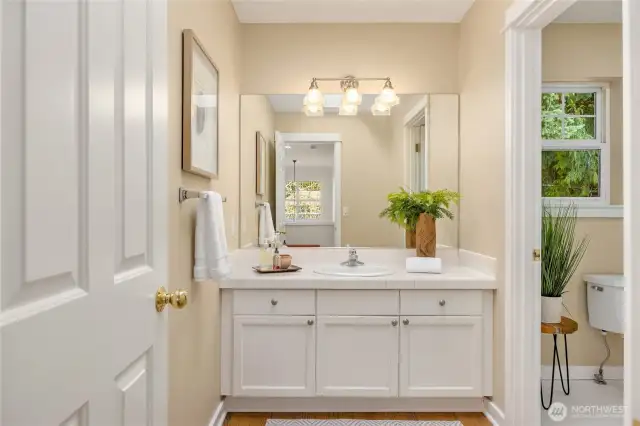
[258,238,272,269]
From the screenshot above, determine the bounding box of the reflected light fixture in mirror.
[371,100,390,116]
[303,102,324,117]
[339,102,358,116]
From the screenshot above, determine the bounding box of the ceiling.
[554,0,621,23]
[231,0,475,23]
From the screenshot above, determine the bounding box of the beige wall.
[458,0,511,410]
[167,1,241,425]
[274,114,403,246]
[241,24,460,94]
[542,24,624,366]
[240,95,276,247]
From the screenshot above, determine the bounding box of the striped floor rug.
[267,420,463,426]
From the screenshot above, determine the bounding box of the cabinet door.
[317,316,399,397]
[233,315,315,396]
[399,316,483,397]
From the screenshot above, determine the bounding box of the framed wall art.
[182,29,219,178]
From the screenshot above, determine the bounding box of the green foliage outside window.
[541,91,600,198]
[285,181,322,220]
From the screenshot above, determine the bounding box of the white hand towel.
[194,192,231,281]
[406,257,442,274]
[258,202,275,244]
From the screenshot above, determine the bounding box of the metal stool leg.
[541,334,559,410]
[555,334,571,395]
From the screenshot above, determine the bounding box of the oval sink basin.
[313,264,394,277]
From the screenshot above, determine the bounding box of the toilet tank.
[584,274,625,334]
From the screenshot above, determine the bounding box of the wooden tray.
[252,265,302,274]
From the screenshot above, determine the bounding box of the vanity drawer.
[233,290,315,315]
[318,290,399,315]
[400,290,483,316]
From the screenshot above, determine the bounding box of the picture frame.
[182,29,219,179]
[256,131,267,195]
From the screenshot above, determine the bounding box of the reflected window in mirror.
[285,181,322,221]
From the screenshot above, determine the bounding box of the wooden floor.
[225,412,491,426]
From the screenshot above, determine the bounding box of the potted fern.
[379,188,460,257]
[541,203,589,323]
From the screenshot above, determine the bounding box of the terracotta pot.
[405,230,417,249]
[416,213,436,257]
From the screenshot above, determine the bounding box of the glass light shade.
[343,87,362,105]
[371,101,391,116]
[305,88,323,106]
[303,103,324,117]
[378,87,400,107]
[339,103,358,116]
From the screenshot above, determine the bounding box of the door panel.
[400,316,483,397]
[0,0,168,424]
[317,316,399,397]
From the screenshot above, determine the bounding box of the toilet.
[584,274,626,334]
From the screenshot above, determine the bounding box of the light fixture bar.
[312,77,391,82]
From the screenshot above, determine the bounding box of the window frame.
[284,180,323,222]
[541,82,610,208]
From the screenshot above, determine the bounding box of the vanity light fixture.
[303,76,400,116]
[304,78,323,106]
[340,76,362,106]
[377,79,400,107]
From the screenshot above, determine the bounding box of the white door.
[0,0,169,424]
[317,316,399,397]
[399,316,483,397]
[233,315,315,397]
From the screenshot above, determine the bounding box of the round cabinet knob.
[155,287,188,312]
[271,299,278,306]
[439,300,446,307]
[403,319,410,325]
[391,320,398,326]
[307,319,315,326]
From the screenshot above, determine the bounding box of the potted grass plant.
[379,188,460,257]
[541,203,590,323]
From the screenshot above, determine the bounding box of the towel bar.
[178,187,227,204]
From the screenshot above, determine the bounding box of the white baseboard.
[208,400,227,426]
[541,365,624,380]
[483,399,505,426]
[223,397,484,413]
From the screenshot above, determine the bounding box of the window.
[285,181,322,221]
[541,84,609,206]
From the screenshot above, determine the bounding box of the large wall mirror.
[239,93,460,248]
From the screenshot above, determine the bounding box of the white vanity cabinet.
[221,288,493,403]
[316,315,399,397]
[232,315,316,396]
[399,316,483,397]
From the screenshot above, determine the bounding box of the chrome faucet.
[341,247,364,267]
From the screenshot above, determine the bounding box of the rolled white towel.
[406,257,442,274]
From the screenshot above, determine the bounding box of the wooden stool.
[540,317,578,410]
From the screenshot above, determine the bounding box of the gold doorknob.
[156,287,188,312]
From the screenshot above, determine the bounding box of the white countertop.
[221,247,497,290]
